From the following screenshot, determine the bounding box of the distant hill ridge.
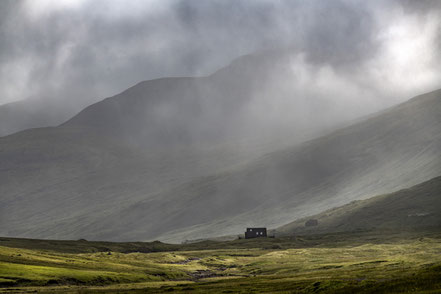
[276,175,441,236]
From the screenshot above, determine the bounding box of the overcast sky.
[1,0,440,107]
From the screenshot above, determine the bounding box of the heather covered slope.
[276,175,441,236]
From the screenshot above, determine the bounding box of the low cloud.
[0,0,440,122]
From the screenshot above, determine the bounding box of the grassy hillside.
[1,230,441,293]
[276,175,441,236]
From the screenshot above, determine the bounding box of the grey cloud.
[398,0,441,13]
[298,1,377,68]
[0,0,440,130]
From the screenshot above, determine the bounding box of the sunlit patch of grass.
[0,261,153,286]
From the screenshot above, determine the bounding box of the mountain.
[0,51,359,241]
[103,88,441,242]
[0,97,98,137]
[0,99,70,137]
[276,175,441,235]
[0,50,440,242]
[60,51,359,148]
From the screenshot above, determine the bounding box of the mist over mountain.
[135,88,441,242]
[2,3,441,293]
[0,50,388,240]
[0,98,88,136]
[0,0,440,245]
[1,82,439,242]
[1,0,441,136]
[60,50,391,149]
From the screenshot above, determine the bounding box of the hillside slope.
[61,51,361,148]
[0,51,359,241]
[0,53,440,242]
[149,88,441,242]
[276,175,441,236]
[0,99,79,137]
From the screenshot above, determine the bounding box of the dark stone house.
[245,227,267,239]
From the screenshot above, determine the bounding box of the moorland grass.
[1,230,441,293]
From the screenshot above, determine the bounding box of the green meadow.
[1,230,441,293]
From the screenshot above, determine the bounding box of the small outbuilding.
[305,219,318,227]
[245,227,267,239]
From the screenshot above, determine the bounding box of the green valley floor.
[1,230,441,293]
